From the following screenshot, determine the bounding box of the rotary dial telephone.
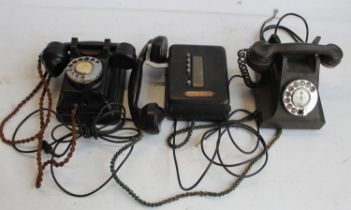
[238,13,343,129]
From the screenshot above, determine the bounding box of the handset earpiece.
[319,44,343,67]
[41,42,69,77]
[110,42,136,69]
[246,41,273,73]
[149,36,168,63]
[246,41,343,72]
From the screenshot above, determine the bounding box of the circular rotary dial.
[65,56,102,85]
[282,79,318,117]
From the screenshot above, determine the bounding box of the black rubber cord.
[11,103,142,197]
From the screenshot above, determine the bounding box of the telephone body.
[243,35,343,129]
[41,38,136,125]
[128,36,231,134]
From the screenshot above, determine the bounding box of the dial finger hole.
[297,109,303,115]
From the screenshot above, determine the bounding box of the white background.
[0,0,350,209]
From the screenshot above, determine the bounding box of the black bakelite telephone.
[239,13,343,129]
[41,37,136,126]
[0,37,138,188]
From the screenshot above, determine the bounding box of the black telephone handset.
[128,36,168,134]
[241,33,343,129]
[41,38,136,125]
[246,41,342,72]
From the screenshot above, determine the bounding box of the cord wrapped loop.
[78,122,98,139]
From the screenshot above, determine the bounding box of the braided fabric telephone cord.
[36,108,78,187]
[110,128,282,207]
[0,58,78,188]
[0,60,50,145]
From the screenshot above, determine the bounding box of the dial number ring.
[65,56,102,85]
[282,79,318,117]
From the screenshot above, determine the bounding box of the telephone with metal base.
[238,13,343,129]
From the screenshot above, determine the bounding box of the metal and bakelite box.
[165,45,231,121]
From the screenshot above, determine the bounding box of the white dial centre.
[75,61,93,75]
[292,88,310,107]
[65,56,102,85]
[282,79,318,117]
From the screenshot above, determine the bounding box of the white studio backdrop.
[0,0,350,210]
